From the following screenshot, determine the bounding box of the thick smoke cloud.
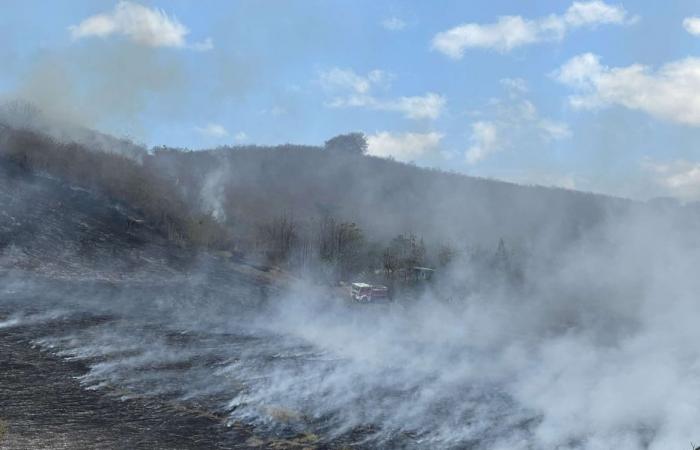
[2,192,700,448]
[1,3,699,447]
[249,207,700,449]
[12,42,186,136]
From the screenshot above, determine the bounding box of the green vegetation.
[324,131,368,155]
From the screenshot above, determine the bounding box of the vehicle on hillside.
[351,282,389,303]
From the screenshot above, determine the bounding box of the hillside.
[2,115,700,450]
[0,120,637,282]
[148,144,631,252]
[0,158,288,304]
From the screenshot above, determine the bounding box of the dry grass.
[267,432,319,449]
[0,419,7,441]
[266,406,301,423]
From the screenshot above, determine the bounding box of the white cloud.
[320,68,446,120]
[382,17,406,31]
[380,93,446,120]
[642,158,700,200]
[234,131,248,142]
[319,68,389,94]
[464,84,570,164]
[555,53,700,126]
[683,16,700,36]
[553,52,603,90]
[433,16,540,56]
[432,1,633,57]
[69,1,212,50]
[564,1,631,27]
[466,121,500,164]
[367,131,443,161]
[196,123,229,138]
[327,92,446,120]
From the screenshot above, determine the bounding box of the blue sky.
[2,1,700,200]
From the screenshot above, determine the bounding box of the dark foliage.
[324,132,368,155]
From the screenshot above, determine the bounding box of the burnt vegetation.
[0,106,636,288]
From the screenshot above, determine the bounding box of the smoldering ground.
[1,201,699,449]
[2,2,698,448]
[261,208,700,449]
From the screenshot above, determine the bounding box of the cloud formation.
[69,1,212,50]
[465,121,500,164]
[320,68,446,120]
[432,1,633,57]
[376,93,446,120]
[642,158,700,200]
[555,53,700,126]
[465,80,570,164]
[683,16,700,36]
[319,68,390,94]
[366,131,443,161]
[196,123,229,138]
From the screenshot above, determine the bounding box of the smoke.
[1,38,187,143]
[240,206,700,449]
[2,199,700,448]
[200,165,229,222]
[2,108,700,448]
[0,34,195,161]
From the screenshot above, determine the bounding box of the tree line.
[0,117,592,288]
[253,211,524,288]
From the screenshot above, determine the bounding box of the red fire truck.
[351,282,389,303]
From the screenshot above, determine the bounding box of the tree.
[259,214,298,264]
[383,233,426,279]
[324,132,368,155]
[317,216,365,280]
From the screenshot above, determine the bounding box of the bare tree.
[259,214,298,264]
[317,216,365,280]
